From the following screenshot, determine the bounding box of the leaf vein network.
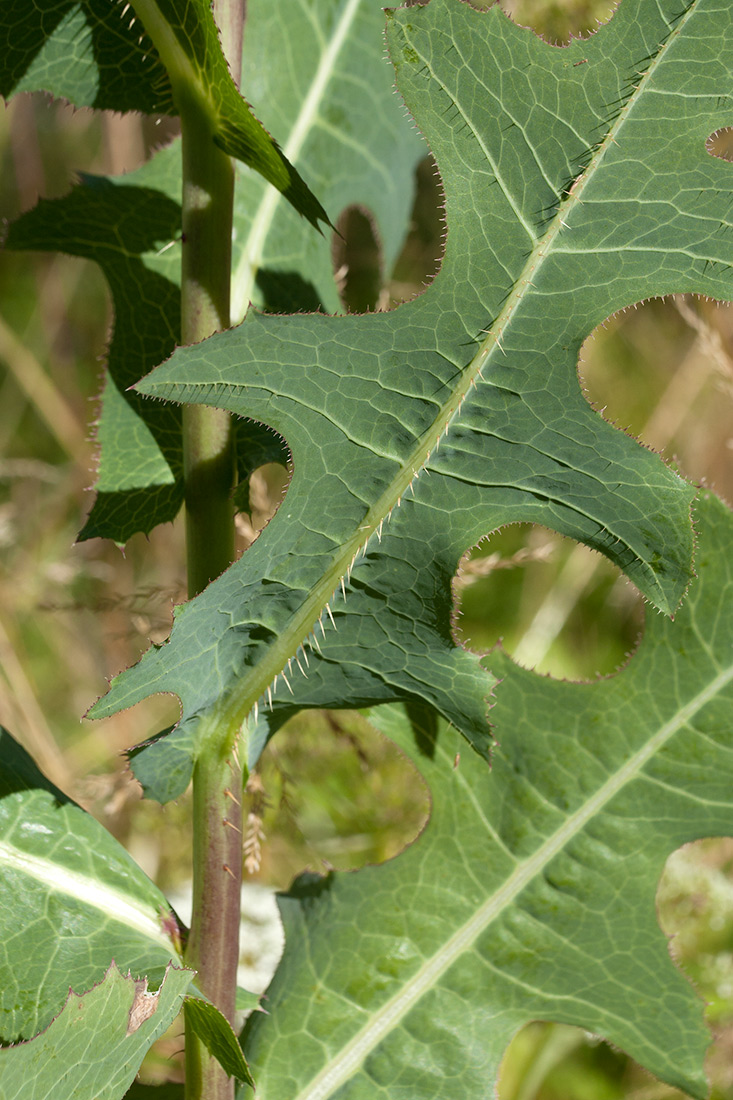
[409,37,538,245]
[291,657,733,1099]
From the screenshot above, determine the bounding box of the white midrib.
[230,0,363,323]
[0,841,176,954]
[290,660,733,1100]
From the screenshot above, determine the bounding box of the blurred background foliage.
[2,0,733,1095]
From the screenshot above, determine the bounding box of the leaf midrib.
[289,658,733,1100]
[230,0,363,323]
[190,2,691,731]
[0,840,176,954]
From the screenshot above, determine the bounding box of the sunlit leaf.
[240,491,733,1099]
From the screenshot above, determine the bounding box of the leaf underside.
[130,0,329,229]
[239,490,733,1100]
[92,0,733,801]
[184,994,254,1086]
[2,2,733,1098]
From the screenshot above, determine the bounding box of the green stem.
[177,4,244,1097]
[180,138,241,1092]
[178,56,237,594]
[131,2,246,1093]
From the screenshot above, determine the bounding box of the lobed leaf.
[0,728,181,1043]
[229,0,427,320]
[0,963,193,1100]
[0,0,327,228]
[4,163,185,542]
[239,490,733,1100]
[91,0,733,799]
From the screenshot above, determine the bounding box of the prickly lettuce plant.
[1,0,733,1098]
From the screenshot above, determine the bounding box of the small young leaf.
[239,491,733,1100]
[235,987,261,1014]
[0,964,193,1100]
[184,994,254,1086]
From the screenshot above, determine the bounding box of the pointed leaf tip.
[185,994,255,1086]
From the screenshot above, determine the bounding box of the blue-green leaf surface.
[239,491,733,1100]
[92,0,733,798]
[0,727,181,1044]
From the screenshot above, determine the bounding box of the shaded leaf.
[239,490,733,1100]
[4,0,422,543]
[0,0,327,228]
[230,0,427,319]
[4,161,184,542]
[123,1086,184,1099]
[129,0,328,229]
[0,0,173,112]
[0,964,193,1100]
[4,149,288,541]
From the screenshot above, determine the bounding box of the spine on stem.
[178,6,243,1092]
[128,1,246,1095]
[180,108,242,1100]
